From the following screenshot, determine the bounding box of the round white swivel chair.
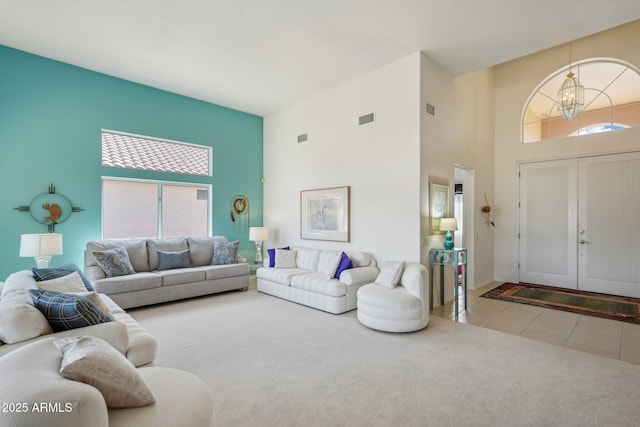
[357,262,429,333]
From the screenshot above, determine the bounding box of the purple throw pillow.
[267,246,290,267]
[334,252,353,279]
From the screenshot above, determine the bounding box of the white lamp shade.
[439,218,458,231]
[19,233,63,257]
[249,227,268,242]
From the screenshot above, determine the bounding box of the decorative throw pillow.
[267,246,290,267]
[93,247,135,278]
[275,249,297,268]
[54,336,156,408]
[375,261,405,288]
[187,236,227,266]
[33,263,94,291]
[29,289,112,332]
[35,271,87,293]
[318,251,343,279]
[334,252,353,279]
[211,241,240,265]
[157,249,192,271]
[72,292,115,322]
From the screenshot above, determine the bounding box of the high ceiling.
[2,1,640,116]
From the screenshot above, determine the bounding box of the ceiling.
[2,1,640,116]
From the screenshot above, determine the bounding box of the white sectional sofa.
[0,270,157,367]
[256,247,379,314]
[0,338,214,427]
[84,236,250,309]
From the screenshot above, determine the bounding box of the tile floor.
[431,281,640,365]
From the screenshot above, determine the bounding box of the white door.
[519,160,578,288]
[519,153,640,297]
[578,153,640,297]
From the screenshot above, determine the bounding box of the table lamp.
[19,233,63,268]
[249,227,268,264]
[439,218,457,250]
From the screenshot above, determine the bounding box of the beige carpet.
[130,289,640,427]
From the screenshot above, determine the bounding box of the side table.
[429,248,467,315]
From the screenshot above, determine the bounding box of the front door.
[577,153,640,297]
[519,159,578,289]
[519,153,640,297]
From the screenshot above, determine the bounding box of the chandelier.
[556,45,584,120]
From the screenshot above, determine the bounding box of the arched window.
[572,123,628,136]
[522,58,640,143]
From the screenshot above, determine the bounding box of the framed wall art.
[300,186,350,242]
[429,182,449,235]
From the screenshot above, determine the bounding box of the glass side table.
[429,248,467,315]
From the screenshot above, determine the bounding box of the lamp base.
[254,241,263,265]
[34,256,52,268]
[444,231,454,250]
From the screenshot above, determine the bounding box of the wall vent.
[426,103,435,116]
[358,112,375,126]
[297,133,309,143]
[196,189,208,200]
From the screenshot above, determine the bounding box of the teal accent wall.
[0,45,263,281]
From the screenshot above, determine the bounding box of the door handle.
[579,240,591,244]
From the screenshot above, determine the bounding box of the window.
[102,178,211,239]
[522,58,640,143]
[101,130,212,239]
[101,130,212,176]
[573,123,628,136]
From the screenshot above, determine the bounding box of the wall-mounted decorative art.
[429,181,449,235]
[14,183,84,232]
[230,194,250,232]
[300,186,350,242]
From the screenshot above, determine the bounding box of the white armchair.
[356,262,429,332]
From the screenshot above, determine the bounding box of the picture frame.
[300,186,350,242]
[429,182,449,234]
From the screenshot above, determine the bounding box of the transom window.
[522,58,640,143]
[101,130,212,176]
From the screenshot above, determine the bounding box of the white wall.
[420,53,495,294]
[493,20,640,282]
[263,52,422,264]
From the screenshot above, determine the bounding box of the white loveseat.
[84,236,250,309]
[0,270,157,367]
[256,247,379,314]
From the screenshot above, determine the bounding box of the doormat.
[481,282,640,324]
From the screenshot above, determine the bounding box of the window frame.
[101,176,213,239]
[521,58,640,143]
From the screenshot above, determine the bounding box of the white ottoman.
[357,263,429,333]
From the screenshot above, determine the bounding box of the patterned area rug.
[481,282,640,324]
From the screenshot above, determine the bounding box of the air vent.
[297,133,309,143]
[358,112,375,126]
[426,103,435,116]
